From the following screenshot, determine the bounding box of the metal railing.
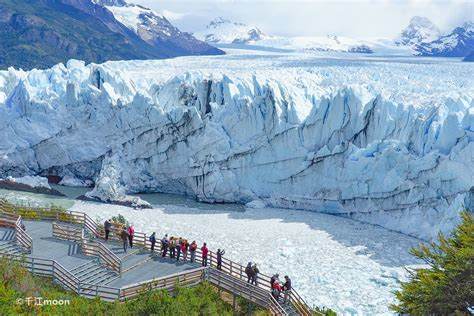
[119,266,207,301]
[81,239,122,274]
[52,221,83,242]
[0,211,33,253]
[0,253,121,301]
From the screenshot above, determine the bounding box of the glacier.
[0,51,472,240]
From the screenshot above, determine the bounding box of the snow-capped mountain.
[0,53,472,240]
[0,0,222,70]
[396,16,441,48]
[417,21,474,57]
[257,35,411,55]
[96,1,223,55]
[197,17,268,44]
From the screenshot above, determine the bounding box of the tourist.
[161,234,169,257]
[149,232,156,253]
[245,262,253,283]
[282,275,292,303]
[252,264,259,286]
[270,273,279,288]
[189,240,197,262]
[176,237,182,261]
[272,279,283,300]
[104,219,111,241]
[201,242,208,266]
[216,249,225,270]
[169,237,176,258]
[128,224,135,248]
[120,227,130,253]
[182,239,188,262]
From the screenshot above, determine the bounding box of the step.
[75,264,104,279]
[70,260,98,274]
[80,269,116,284]
[0,245,22,255]
[0,229,16,241]
[0,242,19,253]
[89,271,118,285]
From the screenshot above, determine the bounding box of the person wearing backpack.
[270,273,280,288]
[149,232,156,253]
[176,237,183,261]
[161,234,169,257]
[120,227,130,253]
[169,237,176,258]
[104,219,112,241]
[252,264,259,286]
[182,240,189,262]
[282,275,292,303]
[189,240,197,263]
[245,262,253,283]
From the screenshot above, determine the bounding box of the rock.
[0,176,65,196]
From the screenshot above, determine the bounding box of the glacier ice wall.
[0,56,472,240]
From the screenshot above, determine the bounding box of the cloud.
[133,0,473,38]
[161,9,187,21]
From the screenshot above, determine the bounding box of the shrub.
[391,210,474,315]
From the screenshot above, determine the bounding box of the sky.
[133,0,473,38]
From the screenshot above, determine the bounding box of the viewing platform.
[0,206,315,316]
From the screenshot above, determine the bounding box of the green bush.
[391,210,474,315]
[0,257,234,315]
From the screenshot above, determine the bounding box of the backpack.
[245,266,252,275]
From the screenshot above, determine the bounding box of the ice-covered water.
[0,188,423,315]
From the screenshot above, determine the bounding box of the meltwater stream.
[0,186,423,315]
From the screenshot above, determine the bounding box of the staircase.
[276,296,299,316]
[109,244,153,273]
[0,228,24,255]
[70,259,118,285]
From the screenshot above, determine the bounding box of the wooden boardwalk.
[0,208,315,316]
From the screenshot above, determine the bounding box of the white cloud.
[132,0,473,38]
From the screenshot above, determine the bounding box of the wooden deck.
[0,208,315,316]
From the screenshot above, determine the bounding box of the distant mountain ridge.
[396,16,441,47]
[197,17,267,44]
[0,0,222,70]
[416,21,474,57]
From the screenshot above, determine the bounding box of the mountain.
[417,21,474,57]
[197,17,267,44]
[396,16,441,48]
[464,50,474,61]
[98,1,223,55]
[0,0,222,70]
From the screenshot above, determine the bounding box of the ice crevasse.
[0,58,472,240]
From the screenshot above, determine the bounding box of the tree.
[391,211,474,315]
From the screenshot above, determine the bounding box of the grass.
[0,257,236,315]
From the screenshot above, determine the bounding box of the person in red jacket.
[201,242,208,266]
[127,225,135,248]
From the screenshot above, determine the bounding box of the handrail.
[0,211,33,253]
[52,221,83,242]
[119,266,207,300]
[81,239,122,274]
[269,294,289,316]
[0,252,121,301]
